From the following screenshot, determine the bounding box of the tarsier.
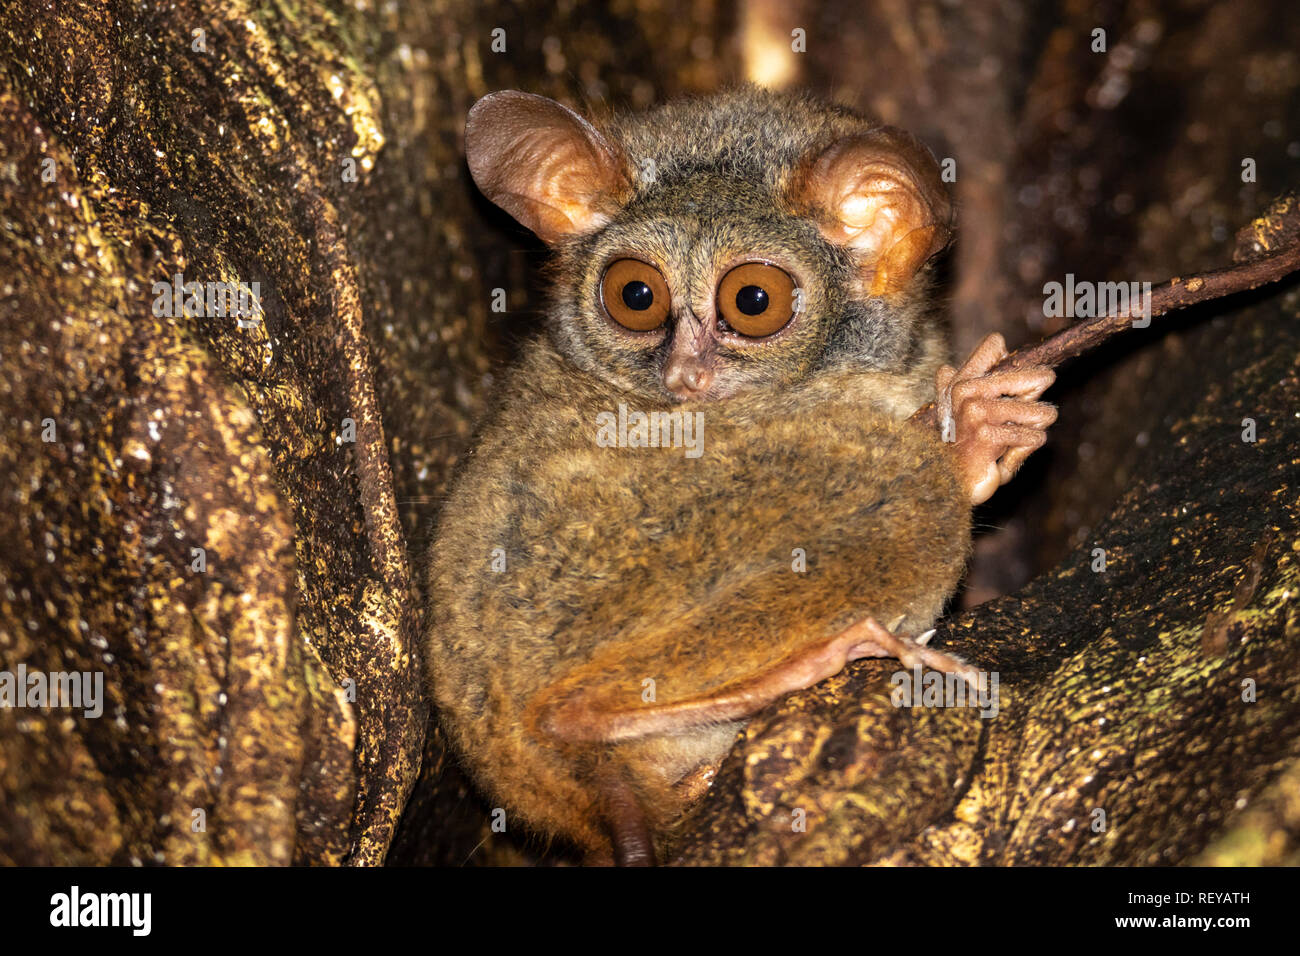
[424,87,1059,865]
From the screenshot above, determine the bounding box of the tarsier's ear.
[789,127,952,296]
[465,90,632,245]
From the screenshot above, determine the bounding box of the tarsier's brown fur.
[425,86,1056,862]
[427,341,971,855]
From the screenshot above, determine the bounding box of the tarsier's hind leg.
[540,615,978,865]
[546,624,874,866]
[539,617,979,746]
[539,626,872,746]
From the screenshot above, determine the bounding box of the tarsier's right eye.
[601,258,671,331]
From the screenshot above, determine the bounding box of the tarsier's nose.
[663,309,714,399]
[664,356,713,399]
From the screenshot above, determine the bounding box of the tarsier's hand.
[936,333,1057,505]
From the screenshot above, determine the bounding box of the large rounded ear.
[465,91,633,246]
[788,127,952,296]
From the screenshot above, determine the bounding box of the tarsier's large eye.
[601,258,671,331]
[716,262,797,337]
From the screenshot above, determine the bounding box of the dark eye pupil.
[736,285,768,316]
[622,281,653,311]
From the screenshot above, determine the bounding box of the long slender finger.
[956,421,1048,504]
[951,367,1056,404]
[974,422,1050,451]
[960,397,1058,428]
[955,332,1009,378]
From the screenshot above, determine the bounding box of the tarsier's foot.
[840,616,982,692]
[935,332,1057,505]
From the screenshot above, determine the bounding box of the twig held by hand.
[913,195,1300,427]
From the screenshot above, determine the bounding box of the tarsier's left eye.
[716,262,797,337]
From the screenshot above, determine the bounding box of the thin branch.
[913,199,1300,427]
